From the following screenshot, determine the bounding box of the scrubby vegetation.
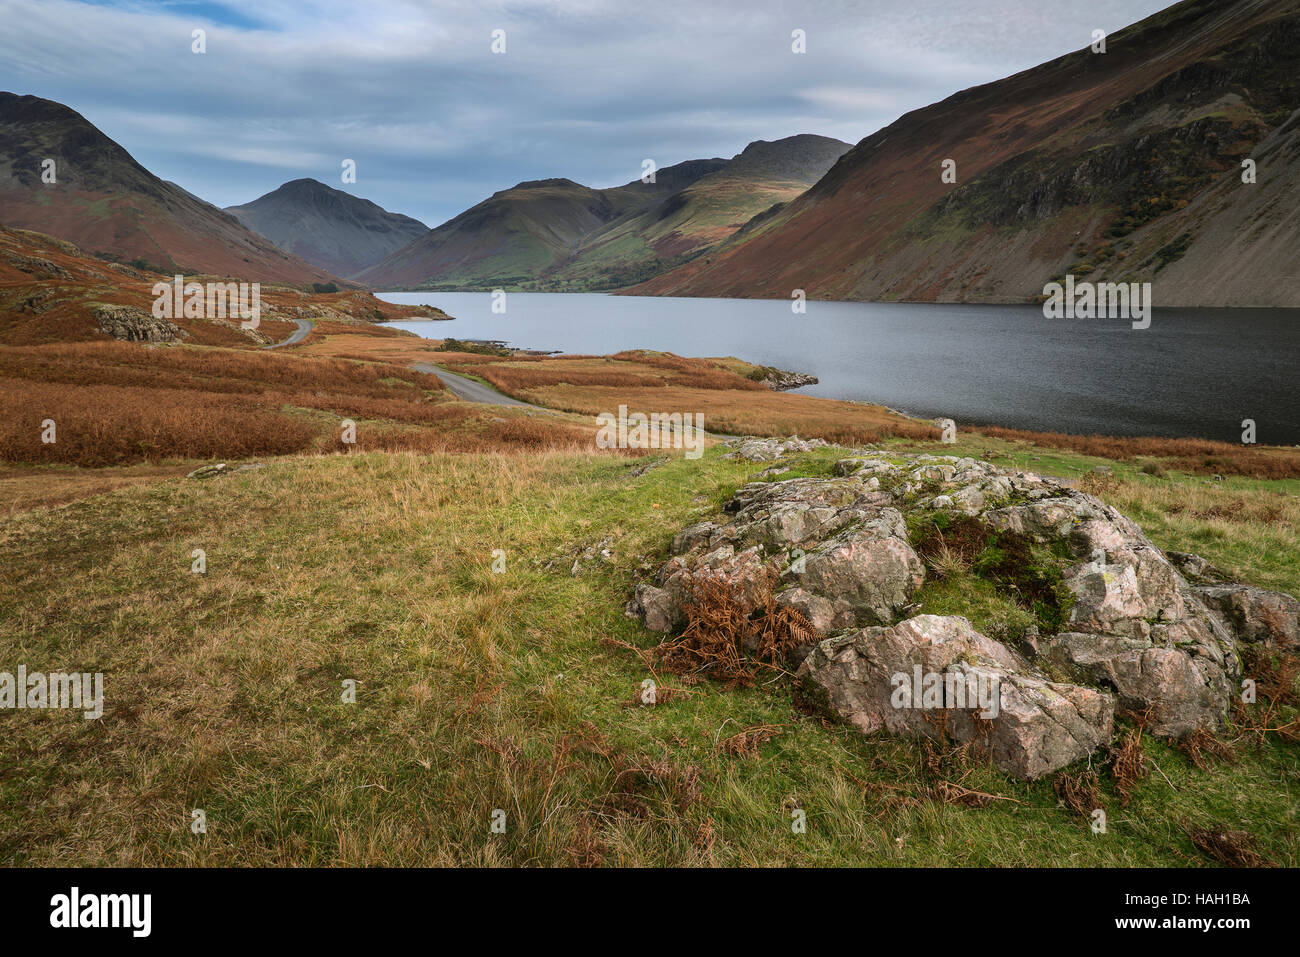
[435,337,512,357]
[1,440,1295,867]
[0,340,600,466]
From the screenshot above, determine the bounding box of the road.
[411,361,541,408]
[264,318,314,349]
[410,361,741,440]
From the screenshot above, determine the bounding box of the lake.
[378,292,1300,445]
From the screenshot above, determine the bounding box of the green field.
[2,434,1296,866]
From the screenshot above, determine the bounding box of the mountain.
[630,0,1300,307]
[544,135,853,290]
[0,223,442,347]
[358,134,850,290]
[225,179,428,278]
[0,93,338,284]
[356,176,641,289]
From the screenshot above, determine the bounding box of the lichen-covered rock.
[1166,550,1222,582]
[794,523,924,626]
[94,303,186,342]
[725,436,829,462]
[987,491,1238,734]
[634,439,1294,776]
[637,469,923,637]
[1195,583,1300,652]
[1044,632,1230,737]
[3,252,71,279]
[630,583,675,633]
[797,615,1113,779]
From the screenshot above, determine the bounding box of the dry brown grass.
[454,351,769,395]
[0,379,318,466]
[296,331,454,366]
[0,340,444,395]
[655,565,817,686]
[0,463,195,516]
[1186,827,1272,867]
[979,425,1300,479]
[0,340,616,467]
[347,346,939,443]
[1179,728,1237,771]
[717,724,785,758]
[344,415,601,455]
[1108,727,1148,806]
[524,385,937,443]
[1054,768,1103,819]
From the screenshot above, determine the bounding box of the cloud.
[0,0,1174,226]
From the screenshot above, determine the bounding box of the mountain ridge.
[0,93,339,285]
[359,134,850,290]
[627,0,1300,307]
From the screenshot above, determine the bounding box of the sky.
[0,0,1175,228]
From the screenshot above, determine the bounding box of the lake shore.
[378,291,1300,445]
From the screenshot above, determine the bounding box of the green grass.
[0,443,1296,866]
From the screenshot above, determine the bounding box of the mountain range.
[355,134,851,290]
[630,0,1300,307]
[2,0,1296,305]
[0,93,337,285]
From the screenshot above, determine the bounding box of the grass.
[2,312,1296,866]
[432,351,936,444]
[1,440,1295,866]
[0,340,614,467]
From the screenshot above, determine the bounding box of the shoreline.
[375,300,1300,447]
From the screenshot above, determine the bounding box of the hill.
[359,135,850,290]
[226,178,428,278]
[630,0,1300,307]
[0,93,338,285]
[0,223,438,347]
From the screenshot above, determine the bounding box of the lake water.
[379,292,1300,444]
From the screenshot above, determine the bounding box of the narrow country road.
[411,361,737,438]
[264,318,313,349]
[411,361,543,408]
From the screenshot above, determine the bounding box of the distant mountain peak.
[509,178,585,191]
[225,179,427,278]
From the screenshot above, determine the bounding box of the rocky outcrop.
[632,443,1294,778]
[724,436,830,462]
[800,615,1114,780]
[2,251,70,279]
[1194,583,1300,653]
[93,303,186,343]
[981,491,1238,737]
[751,367,819,391]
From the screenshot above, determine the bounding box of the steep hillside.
[546,135,851,290]
[0,93,338,285]
[226,178,428,278]
[631,0,1300,307]
[0,224,439,347]
[359,135,849,290]
[356,177,630,289]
